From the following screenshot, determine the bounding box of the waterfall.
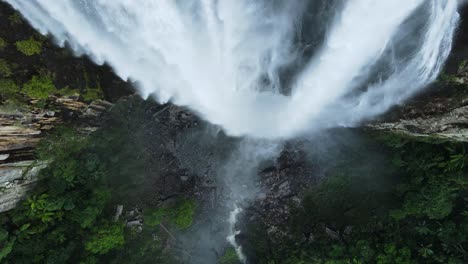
[4,0,460,138]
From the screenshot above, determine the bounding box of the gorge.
[0,1,467,264]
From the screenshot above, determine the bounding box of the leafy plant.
[85,222,125,254]
[22,74,56,99]
[15,37,42,56]
[170,198,196,229]
[143,198,196,230]
[82,88,103,101]
[0,79,18,100]
[0,59,12,77]
[219,247,240,264]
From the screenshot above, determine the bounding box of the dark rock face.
[255,145,315,228]
[0,2,134,102]
[232,142,318,246]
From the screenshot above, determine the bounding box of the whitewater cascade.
[4,0,460,138]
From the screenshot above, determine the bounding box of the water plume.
[4,0,459,138]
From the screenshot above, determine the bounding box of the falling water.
[3,0,460,138]
[227,204,246,263]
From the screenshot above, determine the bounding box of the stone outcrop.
[367,105,468,141]
[0,96,112,212]
[367,65,468,141]
[0,161,46,212]
[240,144,316,242]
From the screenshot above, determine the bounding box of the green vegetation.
[144,198,196,230]
[439,73,459,83]
[0,127,136,263]
[219,248,241,264]
[459,60,468,71]
[246,132,468,264]
[170,199,196,229]
[15,37,42,56]
[85,222,125,254]
[0,98,197,263]
[0,79,18,101]
[0,37,7,50]
[81,70,104,101]
[22,74,56,99]
[8,13,23,25]
[82,88,103,101]
[0,59,12,78]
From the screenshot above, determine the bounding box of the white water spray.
[227,204,246,263]
[3,0,459,139]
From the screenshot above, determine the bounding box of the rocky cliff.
[0,96,112,212]
[367,62,468,142]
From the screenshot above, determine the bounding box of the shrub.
[15,38,42,56]
[143,198,196,230]
[0,37,6,50]
[0,79,18,100]
[459,60,468,71]
[23,75,56,99]
[82,88,103,101]
[170,198,196,229]
[0,59,12,78]
[85,223,125,254]
[219,248,240,264]
[144,208,166,227]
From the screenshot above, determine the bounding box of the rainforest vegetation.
[243,134,468,264]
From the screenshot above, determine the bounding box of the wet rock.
[368,105,468,141]
[243,144,316,242]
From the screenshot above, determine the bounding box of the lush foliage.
[15,37,42,56]
[219,248,241,264]
[0,99,197,263]
[144,198,196,230]
[0,127,119,263]
[245,132,468,264]
[22,74,56,99]
[0,79,17,101]
[82,88,103,101]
